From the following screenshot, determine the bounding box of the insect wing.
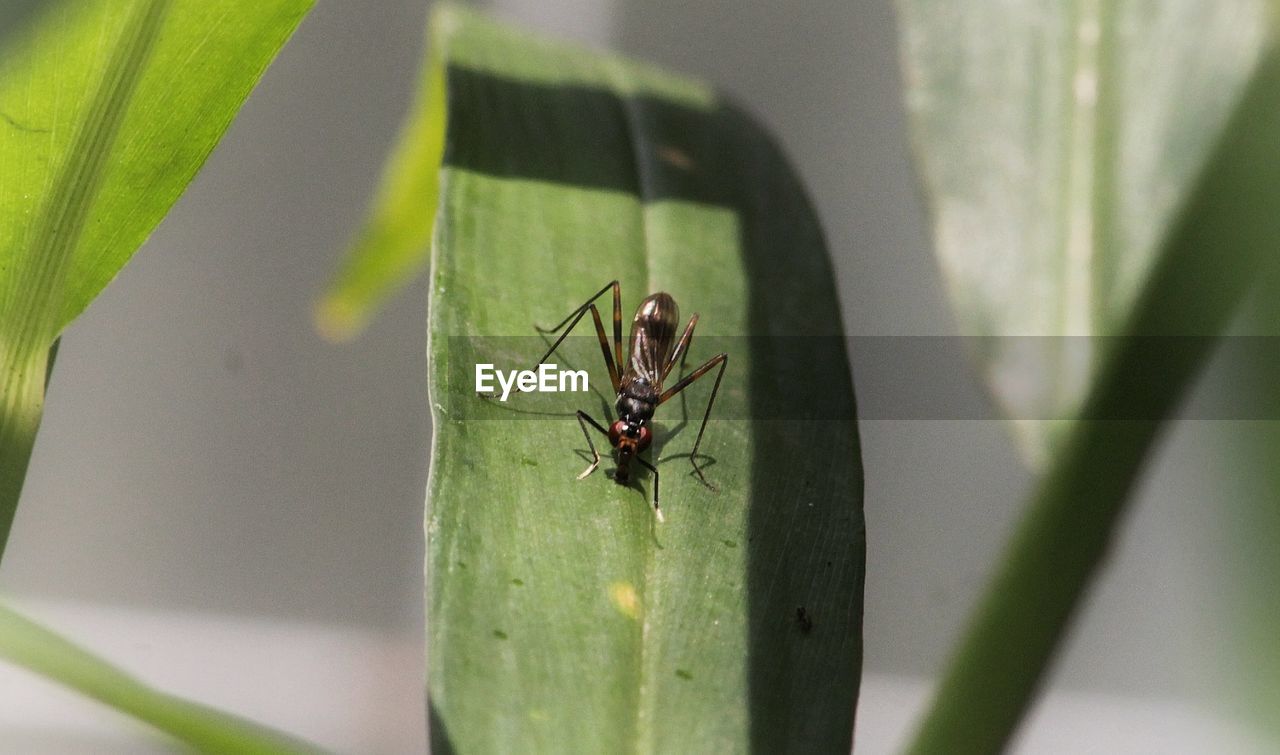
[628,293,680,385]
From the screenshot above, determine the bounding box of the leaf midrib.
[1048,0,1106,415]
[2,0,169,362]
[601,56,661,755]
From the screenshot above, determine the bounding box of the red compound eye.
[636,426,652,451]
[608,420,626,447]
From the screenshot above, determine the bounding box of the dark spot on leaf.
[521,457,538,467]
[796,607,814,633]
[675,669,693,680]
[456,561,467,569]
[493,629,508,640]
[512,578,524,586]
[722,539,737,548]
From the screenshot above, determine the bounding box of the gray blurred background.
[0,0,1251,752]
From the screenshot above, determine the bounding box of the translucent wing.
[627,293,679,386]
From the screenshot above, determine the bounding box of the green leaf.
[324,6,865,752]
[899,1,1274,464]
[1211,279,1280,742]
[312,10,446,342]
[0,0,313,557]
[899,3,1280,752]
[0,600,318,752]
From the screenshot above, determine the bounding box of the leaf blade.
[898,0,1271,462]
[899,3,1280,750]
[0,0,313,554]
[328,6,866,752]
[0,600,318,753]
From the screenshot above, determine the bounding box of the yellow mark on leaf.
[608,581,640,620]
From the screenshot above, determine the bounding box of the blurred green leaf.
[899,1,1272,464]
[900,3,1280,751]
[312,13,445,342]
[1210,278,1280,742]
[0,600,317,752]
[326,6,865,752]
[0,0,313,557]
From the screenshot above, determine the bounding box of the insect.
[505,280,728,522]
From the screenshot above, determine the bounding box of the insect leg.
[635,455,663,522]
[660,313,699,384]
[534,281,621,393]
[575,410,608,479]
[480,281,621,399]
[657,353,728,489]
[611,281,623,374]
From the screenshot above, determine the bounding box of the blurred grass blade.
[0,600,317,753]
[312,15,446,342]
[899,1,1272,464]
[900,4,1280,752]
[0,0,313,559]
[1210,276,1280,742]
[325,6,865,752]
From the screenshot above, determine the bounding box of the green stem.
[0,602,318,753]
[0,346,45,560]
[907,418,1158,754]
[909,39,1280,753]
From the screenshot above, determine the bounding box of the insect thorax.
[617,375,657,423]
